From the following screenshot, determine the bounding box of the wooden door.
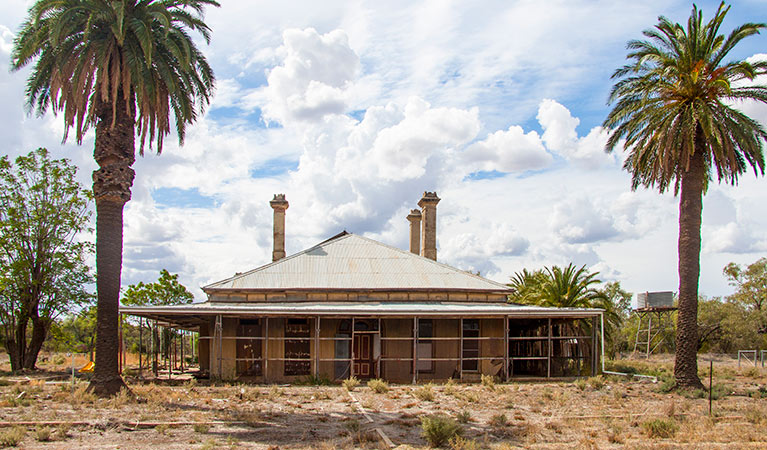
[353,334,374,378]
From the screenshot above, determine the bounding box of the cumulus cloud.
[550,196,619,244]
[440,223,529,276]
[463,125,552,173]
[537,99,615,169]
[260,28,359,123]
[704,222,766,254]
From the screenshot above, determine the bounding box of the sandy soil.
[0,354,764,449]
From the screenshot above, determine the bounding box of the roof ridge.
[349,234,511,290]
[204,232,511,292]
[202,231,354,290]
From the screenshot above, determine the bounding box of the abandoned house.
[121,192,603,383]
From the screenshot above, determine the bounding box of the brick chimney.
[269,194,289,261]
[406,209,422,255]
[418,192,440,260]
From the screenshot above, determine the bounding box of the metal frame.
[180,314,601,382]
[738,350,758,368]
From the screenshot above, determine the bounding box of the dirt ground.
[0,354,765,449]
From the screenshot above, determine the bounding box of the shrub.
[588,376,605,390]
[641,418,678,439]
[574,378,587,391]
[343,376,360,391]
[55,424,70,441]
[454,410,472,424]
[489,413,508,428]
[0,426,26,447]
[414,384,435,401]
[480,374,496,390]
[421,414,463,447]
[449,436,480,450]
[367,379,389,394]
[35,426,51,442]
[193,423,210,434]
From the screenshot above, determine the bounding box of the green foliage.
[509,264,606,308]
[596,282,633,358]
[603,3,767,192]
[11,0,220,153]
[421,414,463,447]
[47,306,97,355]
[0,149,94,371]
[367,378,389,393]
[122,269,194,306]
[724,258,767,311]
[697,296,765,352]
[641,418,678,439]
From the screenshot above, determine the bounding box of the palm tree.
[604,2,766,389]
[510,264,607,308]
[11,0,219,396]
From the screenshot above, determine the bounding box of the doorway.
[353,333,374,378]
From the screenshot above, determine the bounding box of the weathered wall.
[381,318,412,383]
[479,318,504,376]
[198,322,210,372]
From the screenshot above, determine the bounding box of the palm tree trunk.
[87,93,136,397]
[674,146,706,390]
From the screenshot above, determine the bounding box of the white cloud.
[537,99,616,169]
[550,196,620,244]
[2,1,766,302]
[440,223,529,276]
[260,28,359,123]
[463,125,552,173]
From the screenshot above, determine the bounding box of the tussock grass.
[193,423,210,433]
[0,426,25,447]
[488,413,508,428]
[641,417,678,439]
[414,383,435,401]
[34,426,51,442]
[480,374,496,390]
[421,414,462,447]
[342,377,359,392]
[449,435,480,450]
[367,379,389,394]
[454,410,472,424]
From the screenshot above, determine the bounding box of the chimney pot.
[406,209,422,255]
[418,192,440,260]
[270,194,289,261]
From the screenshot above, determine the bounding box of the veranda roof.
[120,301,603,328]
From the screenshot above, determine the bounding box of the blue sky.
[1,0,766,301]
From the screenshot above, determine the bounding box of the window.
[284,318,310,376]
[462,319,479,372]
[417,319,434,373]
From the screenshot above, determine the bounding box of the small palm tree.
[604,2,766,388]
[538,264,607,309]
[12,0,219,396]
[510,264,606,308]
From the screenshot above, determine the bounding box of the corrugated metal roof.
[121,301,602,318]
[204,233,512,293]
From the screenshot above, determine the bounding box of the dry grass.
[0,354,761,448]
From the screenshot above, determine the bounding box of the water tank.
[636,291,674,309]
